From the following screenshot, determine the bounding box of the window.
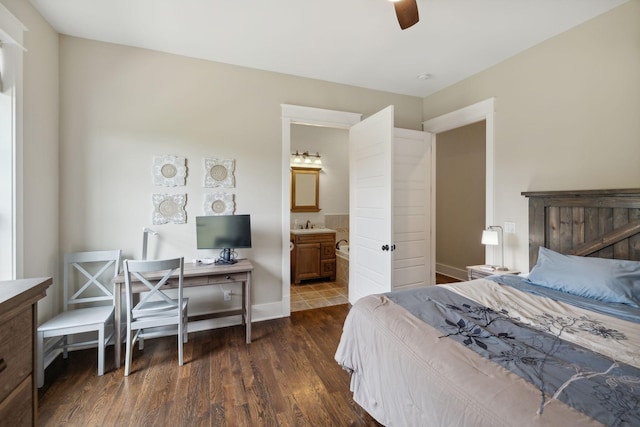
[0,42,12,279]
[0,4,26,280]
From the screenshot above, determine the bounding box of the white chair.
[123,257,188,376]
[37,249,122,388]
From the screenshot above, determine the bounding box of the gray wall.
[436,121,486,278]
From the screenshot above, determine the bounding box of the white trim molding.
[281,104,361,129]
[0,3,27,50]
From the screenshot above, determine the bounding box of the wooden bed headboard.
[522,189,640,269]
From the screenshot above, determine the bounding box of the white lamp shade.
[481,229,499,245]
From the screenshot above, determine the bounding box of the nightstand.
[466,265,520,280]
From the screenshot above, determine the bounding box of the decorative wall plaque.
[204,158,235,188]
[153,155,187,186]
[152,193,187,224]
[204,192,235,215]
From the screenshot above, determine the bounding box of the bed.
[335,189,640,426]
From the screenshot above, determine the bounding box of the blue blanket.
[386,285,640,426]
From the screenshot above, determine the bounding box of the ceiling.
[30,0,626,98]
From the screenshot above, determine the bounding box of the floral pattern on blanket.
[386,287,640,426]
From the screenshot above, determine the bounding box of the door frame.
[422,97,496,268]
[280,104,361,316]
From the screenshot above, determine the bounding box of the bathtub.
[336,245,349,260]
[336,245,349,287]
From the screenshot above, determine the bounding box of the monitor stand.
[215,248,237,265]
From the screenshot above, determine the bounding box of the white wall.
[290,124,349,228]
[1,0,59,321]
[423,0,640,273]
[12,0,633,324]
[57,36,423,319]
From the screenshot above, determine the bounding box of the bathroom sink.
[290,228,336,234]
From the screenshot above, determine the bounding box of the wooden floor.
[436,273,461,284]
[38,304,382,427]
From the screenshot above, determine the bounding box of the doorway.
[290,124,349,311]
[423,98,497,272]
[435,121,486,280]
[280,105,361,317]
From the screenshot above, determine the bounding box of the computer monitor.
[196,214,252,264]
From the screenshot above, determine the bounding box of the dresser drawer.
[321,259,336,276]
[293,232,335,244]
[321,243,335,259]
[0,375,33,426]
[0,307,32,403]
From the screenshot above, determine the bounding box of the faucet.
[336,239,348,250]
[305,220,311,229]
[142,227,158,260]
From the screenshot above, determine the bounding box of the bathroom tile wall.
[325,214,349,243]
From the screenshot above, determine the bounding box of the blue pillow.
[526,247,640,307]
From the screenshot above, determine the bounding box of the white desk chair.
[123,257,188,376]
[37,249,121,388]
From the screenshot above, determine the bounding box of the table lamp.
[481,225,507,271]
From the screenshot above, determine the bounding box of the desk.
[112,259,253,369]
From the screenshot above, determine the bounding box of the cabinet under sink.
[290,231,336,284]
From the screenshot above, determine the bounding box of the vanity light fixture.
[290,151,322,167]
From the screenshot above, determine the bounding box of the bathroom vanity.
[290,229,336,284]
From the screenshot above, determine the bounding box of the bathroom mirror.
[291,167,320,212]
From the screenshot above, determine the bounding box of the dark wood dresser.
[0,277,52,426]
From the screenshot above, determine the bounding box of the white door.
[393,128,433,290]
[349,107,433,304]
[348,106,394,304]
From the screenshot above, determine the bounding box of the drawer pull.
[225,275,231,280]
[0,357,6,374]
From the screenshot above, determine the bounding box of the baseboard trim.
[436,263,467,281]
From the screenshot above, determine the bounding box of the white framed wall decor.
[152,193,187,224]
[204,192,235,215]
[204,158,235,188]
[153,155,187,186]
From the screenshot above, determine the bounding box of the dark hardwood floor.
[436,273,460,284]
[38,304,382,426]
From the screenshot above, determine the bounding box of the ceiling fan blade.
[394,0,419,30]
